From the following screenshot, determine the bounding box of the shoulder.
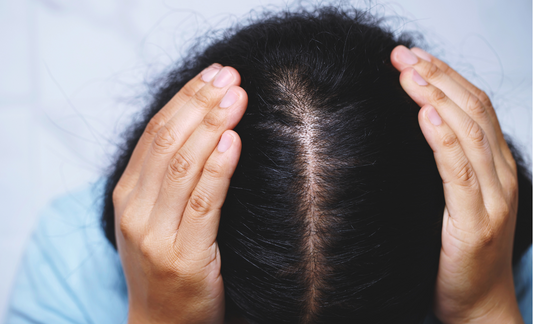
[5,180,128,324]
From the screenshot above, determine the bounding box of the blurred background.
[0,0,531,318]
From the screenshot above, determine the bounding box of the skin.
[112,47,525,324]
[391,46,523,324]
[113,64,246,323]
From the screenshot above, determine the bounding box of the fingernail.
[412,70,428,86]
[220,89,238,108]
[213,68,234,88]
[397,46,418,65]
[201,64,222,82]
[412,48,432,62]
[427,105,442,126]
[217,132,234,153]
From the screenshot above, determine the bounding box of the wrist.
[442,280,523,324]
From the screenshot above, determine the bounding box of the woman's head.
[102,6,531,324]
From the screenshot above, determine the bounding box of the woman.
[6,6,531,324]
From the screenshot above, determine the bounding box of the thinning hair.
[101,6,532,324]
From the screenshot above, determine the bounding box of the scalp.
[102,5,464,324]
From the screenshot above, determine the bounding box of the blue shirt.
[4,180,532,323]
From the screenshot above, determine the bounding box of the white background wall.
[1,0,531,318]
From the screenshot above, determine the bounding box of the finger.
[393,46,513,167]
[136,67,241,204]
[391,46,508,175]
[176,130,241,253]
[400,68,502,204]
[392,46,500,132]
[149,87,247,235]
[117,64,222,192]
[410,47,502,134]
[418,104,488,230]
[413,48,515,169]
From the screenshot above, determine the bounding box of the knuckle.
[179,84,197,99]
[476,89,492,107]
[464,93,486,118]
[138,234,173,272]
[441,132,459,148]
[153,125,179,155]
[139,235,158,261]
[496,200,511,220]
[439,62,453,76]
[454,159,478,189]
[477,226,496,248]
[425,63,443,81]
[145,115,167,137]
[201,112,225,133]
[501,168,518,197]
[430,87,448,105]
[167,151,193,182]
[203,160,225,180]
[119,211,137,241]
[508,174,518,196]
[191,91,212,110]
[464,119,486,146]
[507,155,518,174]
[189,190,212,215]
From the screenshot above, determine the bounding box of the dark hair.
[101,6,532,324]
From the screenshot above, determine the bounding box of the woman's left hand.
[390,46,523,324]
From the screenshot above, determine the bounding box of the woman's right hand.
[112,64,247,324]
